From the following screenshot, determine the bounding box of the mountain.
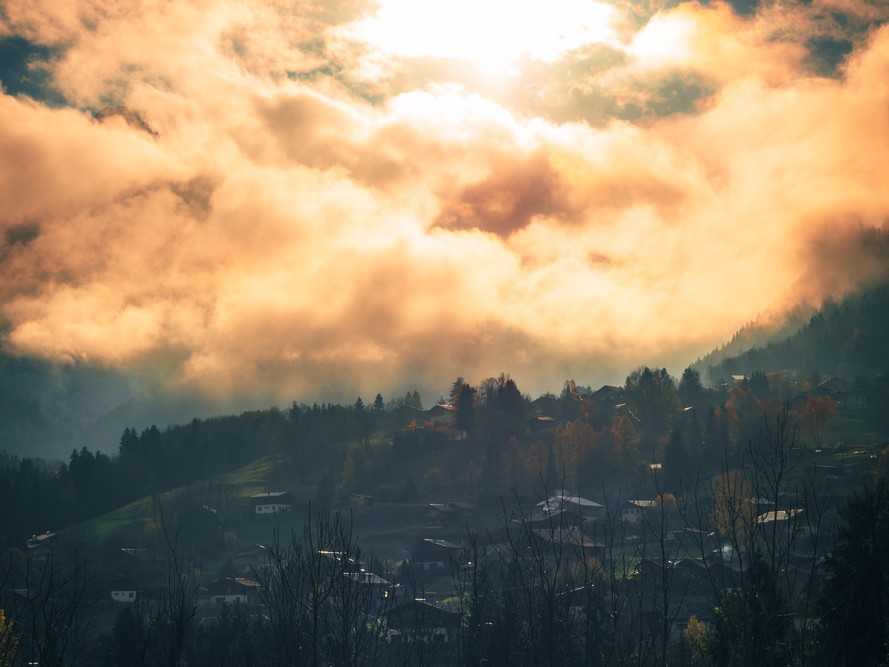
[0,352,133,458]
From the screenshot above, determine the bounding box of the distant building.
[251,491,292,514]
[386,599,461,645]
[408,539,460,572]
[621,500,657,524]
[425,404,456,426]
[109,575,140,603]
[25,531,55,552]
[207,577,261,604]
[536,493,605,523]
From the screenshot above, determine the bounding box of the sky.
[1,0,889,408]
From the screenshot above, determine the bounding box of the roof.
[625,500,658,509]
[250,491,291,500]
[757,509,803,523]
[26,531,55,549]
[537,494,604,512]
[207,577,260,594]
[344,571,390,586]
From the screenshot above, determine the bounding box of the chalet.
[234,543,271,574]
[424,403,455,426]
[815,377,848,397]
[207,577,261,604]
[386,599,461,644]
[120,547,160,562]
[536,493,604,523]
[109,575,140,603]
[528,415,558,434]
[251,491,292,515]
[25,531,56,551]
[590,384,625,407]
[757,508,803,524]
[342,570,392,604]
[408,539,460,572]
[621,499,657,523]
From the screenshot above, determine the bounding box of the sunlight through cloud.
[342,0,618,70]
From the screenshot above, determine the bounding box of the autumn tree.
[794,394,836,449]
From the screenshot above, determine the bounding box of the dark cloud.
[5,221,39,247]
[435,150,570,236]
[0,36,64,105]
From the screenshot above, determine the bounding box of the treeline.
[0,362,856,551]
[0,400,404,550]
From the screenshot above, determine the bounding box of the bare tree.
[4,548,91,667]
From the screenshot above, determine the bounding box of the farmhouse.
[251,491,292,514]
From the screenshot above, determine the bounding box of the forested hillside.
[698,282,889,383]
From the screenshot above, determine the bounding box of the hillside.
[695,281,889,383]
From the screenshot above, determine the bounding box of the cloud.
[1,0,889,408]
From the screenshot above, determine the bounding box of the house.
[207,577,261,604]
[757,508,803,524]
[621,500,657,524]
[109,575,140,603]
[590,385,625,408]
[25,531,56,551]
[528,415,558,434]
[251,491,292,514]
[386,599,461,644]
[536,493,605,524]
[815,377,848,397]
[234,543,271,574]
[120,547,160,562]
[408,539,460,572]
[342,570,392,605]
[424,403,455,426]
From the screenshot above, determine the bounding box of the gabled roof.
[624,499,658,509]
[207,577,260,595]
[26,531,55,549]
[537,494,604,513]
[250,491,291,500]
[344,571,390,586]
[427,403,456,414]
[757,509,803,523]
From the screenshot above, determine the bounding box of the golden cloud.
[1,0,889,404]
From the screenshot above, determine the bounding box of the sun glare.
[344,0,618,71]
